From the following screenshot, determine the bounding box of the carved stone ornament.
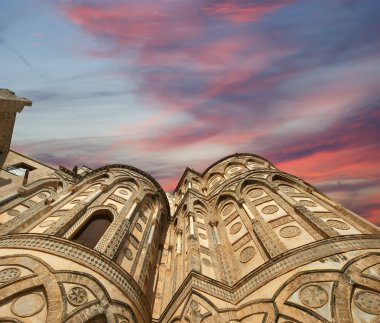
[299,284,328,308]
[239,246,255,263]
[222,204,234,217]
[37,192,48,199]
[11,293,45,317]
[229,222,242,235]
[280,186,296,193]
[300,199,318,207]
[136,223,143,232]
[248,189,264,199]
[280,225,302,238]
[70,199,81,204]
[189,300,202,323]
[7,209,20,216]
[199,233,207,240]
[261,205,279,215]
[124,248,133,260]
[107,203,117,210]
[67,286,88,306]
[39,220,55,227]
[201,258,212,266]
[0,267,21,283]
[354,291,380,315]
[119,189,130,196]
[326,219,350,230]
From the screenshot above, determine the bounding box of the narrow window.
[4,162,36,176]
[72,212,112,248]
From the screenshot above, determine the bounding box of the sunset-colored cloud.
[3,0,379,225]
[204,0,294,22]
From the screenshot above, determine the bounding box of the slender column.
[167,245,173,269]
[83,189,102,204]
[242,203,255,221]
[148,223,156,244]
[239,199,287,257]
[176,229,182,253]
[189,214,195,236]
[276,189,296,205]
[209,220,220,245]
[50,192,71,207]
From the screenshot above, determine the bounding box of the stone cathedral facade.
[1,91,380,322]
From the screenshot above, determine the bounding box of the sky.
[1,0,379,225]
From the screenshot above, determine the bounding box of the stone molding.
[158,234,380,321]
[0,234,151,319]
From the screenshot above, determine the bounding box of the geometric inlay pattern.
[239,246,255,263]
[279,225,302,238]
[262,205,279,215]
[229,222,242,235]
[0,267,21,283]
[136,223,143,232]
[67,286,88,306]
[299,284,328,308]
[354,291,380,315]
[326,220,350,230]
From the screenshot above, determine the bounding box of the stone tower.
[0,154,379,322]
[0,92,379,322]
[151,154,380,322]
[0,164,170,322]
[0,89,32,169]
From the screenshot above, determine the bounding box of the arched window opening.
[85,314,107,323]
[72,212,113,248]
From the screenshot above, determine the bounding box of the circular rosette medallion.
[239,246,255,263]
[11,293,45,317]
[326,219,350,230]
[300,199,318,207]
[67,286,88,306]
[279,225,301,238]
[261,205,279,215]
[7,209,20,216]
[354,291,380,315]
[202,258,212,267]
[300,284,328,308]
[124,248,133,260]
[248,189,264,199]
[198,233,207,240]
[229,222,242,235]
[0,267,21,283]
[222,204,234,217]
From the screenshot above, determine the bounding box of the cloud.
[15,0,378,225]
[204,0,294,22]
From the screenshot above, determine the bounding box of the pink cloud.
[204,0,294,22]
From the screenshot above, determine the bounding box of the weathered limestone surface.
[0,89,31,169]
[0,90,379,322]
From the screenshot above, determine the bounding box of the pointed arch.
[71,208,114,249]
